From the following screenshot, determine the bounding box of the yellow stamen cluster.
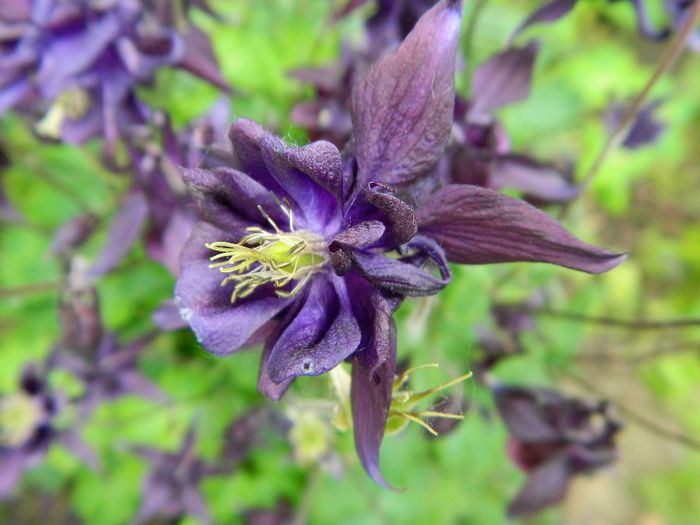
[387,364,472,436]
[36,87,92,139]
[0,392,43,447]
[207,203,328,303]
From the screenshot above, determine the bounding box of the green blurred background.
[1,1,699,524]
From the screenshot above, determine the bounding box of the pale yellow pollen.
[0,392,44,447]
[36,87,92,139]
[207,202,328,303]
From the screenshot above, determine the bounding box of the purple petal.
[0,451,25,498]
[88,191,148,279]
[258,133,344,231]
[174,253,291,356]
[182,166,286,230]
[509,0,578,44]
[266,276,361,383]
[490,154,579,203]
[182,487,212,525]
[507,455,570,518]
[493,385,561,442]
[350,295,397,487]
[469,42,539,117]
[350,0,463,188]
[37,11,123,98]
[152,300,188,331]
[58,430,100,471]
[416,185,626,273]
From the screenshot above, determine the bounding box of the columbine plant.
[0,0,228,156]
[175,0,624,485]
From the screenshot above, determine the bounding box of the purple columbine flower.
[493,384,622,518]
[0,0,228,156]
[175,0,624,485]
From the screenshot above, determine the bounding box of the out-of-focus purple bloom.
[493,384,622,518]
[130,99,230,275]
[132,408,274,524]
[333,0,438,54]
[437,43,580,205]
[53,283,166,414]
[131,428,230,525]
[0,0,228,155]
[175,0,624,485]
[0,366,96,498]
[606,99,666,149]
[242,500,294,525]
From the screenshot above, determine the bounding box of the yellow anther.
[0,392,44,447]
[36,87,91,139]
[207,202,327,303]
[386,365,472,436]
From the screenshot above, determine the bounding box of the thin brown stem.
[0,281,61,298]
[578,0,700,192]
[534,308,700,330]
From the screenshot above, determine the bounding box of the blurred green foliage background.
[1,1,699,524]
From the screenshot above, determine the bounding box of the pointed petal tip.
[586,251,627,275]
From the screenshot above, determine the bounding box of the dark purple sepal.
[349,0,463,189]
[351,241,450,297]
[329,220,386,275]
[417,184,626,273]
[469,41,539,118]
[182,166,286,231]
[88,190,148,279]
[507,453,570,519]
[490,154,579,203]
[350,294,397,488]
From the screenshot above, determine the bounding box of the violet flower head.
[493,384,622,518]
[0,0,228,152]
[175,0,624,485]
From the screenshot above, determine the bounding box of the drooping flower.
[0,0,228,156]
[492,383,622,518]
[175,0,624,485]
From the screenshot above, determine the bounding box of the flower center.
[35,87,92,139]
[207,203,328,303]
[0,392,43,447]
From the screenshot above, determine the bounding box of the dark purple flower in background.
[175,0,624,485]
[0,0,229,156]
[52,281,166,415]
[431,43,580,205]
[131,428,227,525]
[606,99,666,150]
[0,366,97,498]
[493,384,622,519]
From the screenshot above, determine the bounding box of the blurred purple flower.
[0,0,228,155]
[131,427,232,525]
[52,283,166,414]
[0,366,97,498]
[493,384,622,518]
[606,99,666,150]
[175,0,624,485]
